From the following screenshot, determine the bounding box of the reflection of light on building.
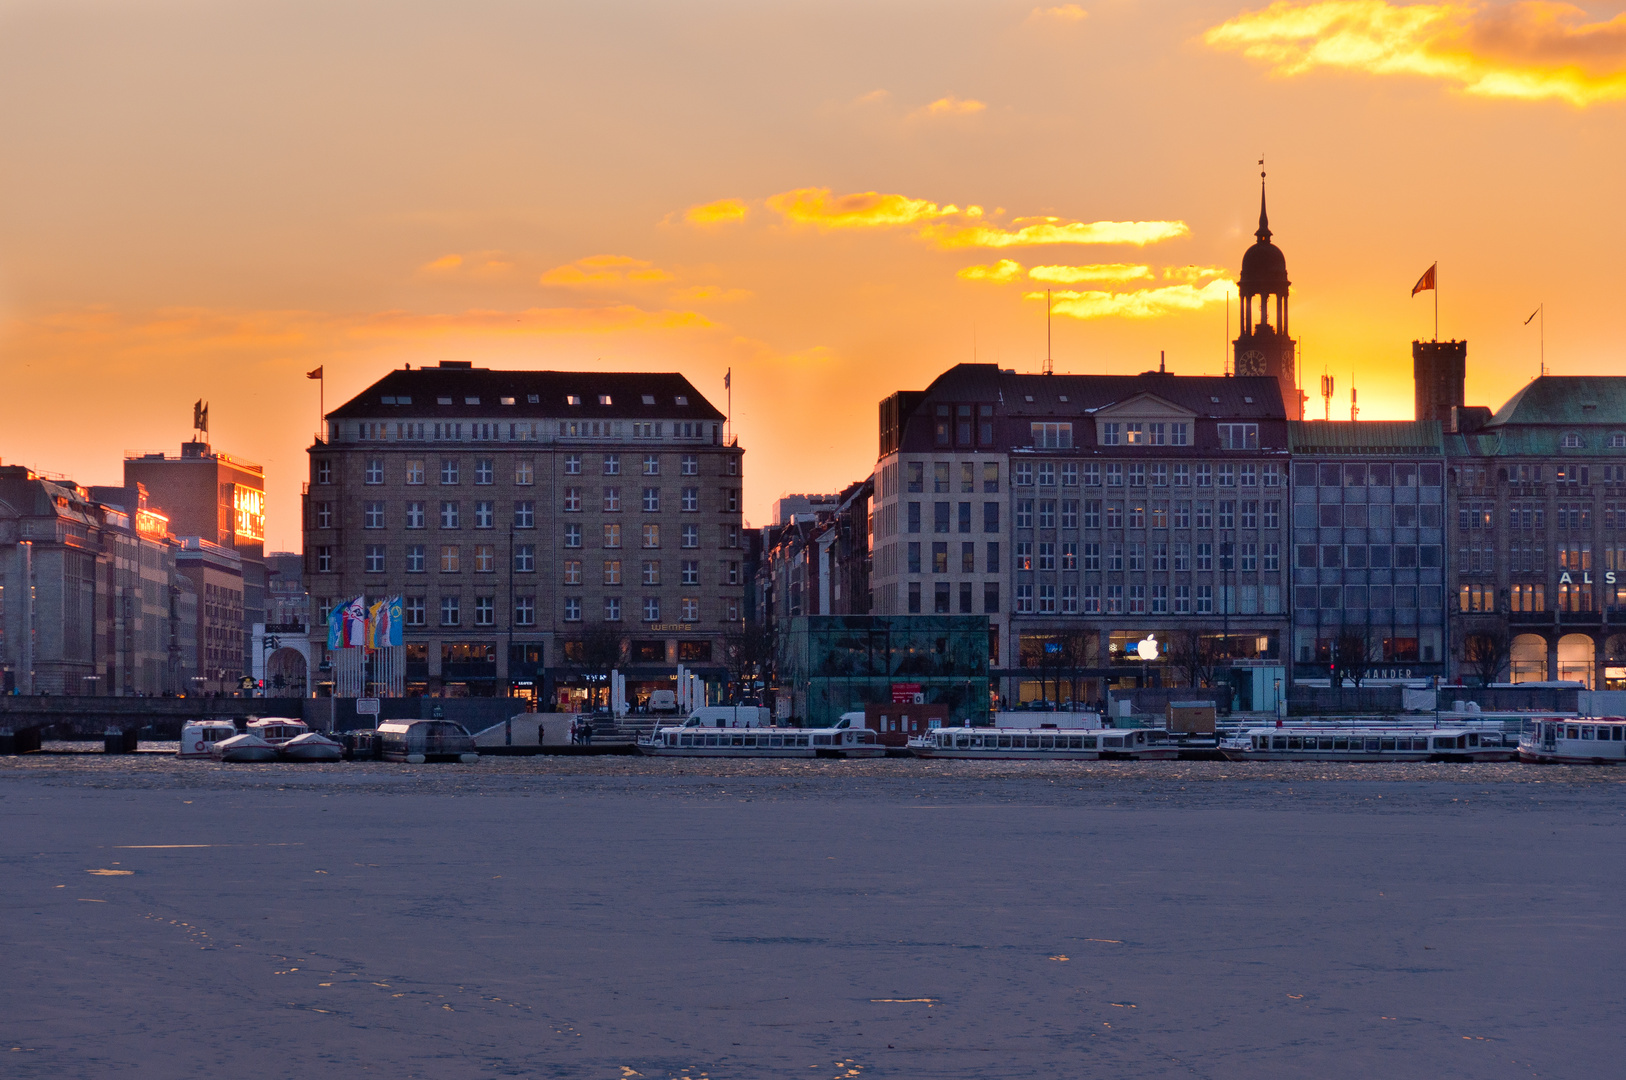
[233,485,265,541]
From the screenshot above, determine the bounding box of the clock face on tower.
[1238,348,1266,374]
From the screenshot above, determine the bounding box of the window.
[934,462,950,493]
[440,545,460,572]
[986,542,1000,573]
[1037,462,1056,486]
[314,502,332,529]
[1100,422,1119,446]
[1015,542,1033,571]
[1105,585,1123,614]
[1082,584,1102,613]
[603,454,620,475]
[671,559,695,587]
[440,596,461,626]
[1083,501,1101,529]
[1170,422,1189,446]
[1263,542,1280,571]
[681,597,699,622]
[604,524,622,548]
[1038,542,1056,571]
[1082,463,1101,486]
[643,560,661,585]
[565,454,582,475]
[641,597,660,622]
[404,597,426,626]
[1172,463,1190,487]
[682,524,699,548]
[365,459,384,485]
[563,487,581,512]
[1151,463,1168,488]
[365,545,385,573]
[908,542,921,573]
[1173,584,1191,613]
[404,459,425,485]
[509,544,533,573]
[1217,464,1235,488]
[1016,500,1033,529]
[603,597,622,622]
[1196,543,1213,571]
[1062,500,1078,529]
[440,501,459,528]
[603,559,622,585]
[723,488,739,512]
[1151,542,1167,571]
[1196,502,1213,529]
[680,487,698,512]
[472,597,494,626]
[1196,463,1212,487]
[1107,544,1123,571]
[643,487,660,513]
[563,597,582,621]
[406,545,425,573]
[564,524,582,548]
[1038,500,1056,529]
[513,500,535,529]
[1105,464,1124,487]
[1014,462,1033,486]
[603,487,620,512]
[984,502,1000,533]
[1217,423,1259,449]
[315,460,332,484]
[404,501,425,529]
[475,501,494,528]
[1263,500,1280,530]
[473,545,494,573]
[1015,584,1034,613]
[440,460,459,484]
[933,542,949,574]
[643,524,661,548]
[958,502,972,533]
[1150,502,1167,529]
[1218,501,1235,529]
[1563,432,1583,449]
[961,542,976,573]
[475,459,494,484]
[511,459,533,486]
[1174,502,1190,529]
[1196,584,1214,613]
[562,559,583,586]
[513,596,535,626]
[1031,422,1073,449]
[908,582,922,613]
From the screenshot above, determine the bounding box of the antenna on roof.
[1350,376,1359,422]
[1160,350,1166,374]
[1044,289,1053,375]
[1320,370,1334,422]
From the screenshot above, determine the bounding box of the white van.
[681,705,773,728]
[647,689,678,713]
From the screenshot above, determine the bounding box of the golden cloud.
[765,187,967,229]
[1030,279,1235,319]
[921,217,1190,248]
[958,260,1026,283]
[764,187,1187,249]
[420,254,463,273]
[909,95,988,119]
[1029,263,1154,283]
[1163,264,1232,281]
[685,198,749,225]
[540,254,674,286]
[352,304,710,337]
[1030,4,1089,21]
[1204,1,1626,105]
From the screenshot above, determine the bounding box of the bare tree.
[723,622,775,702]
[1057,629,1094,706]
[1332,629,1377,688]
[1459,628,1512,687]
[570,624,623,710]
[1169,630,1218,689]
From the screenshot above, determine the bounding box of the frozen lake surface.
[2,756,1622,1078]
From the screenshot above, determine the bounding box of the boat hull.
[218,746,278,763]
[1219,749,1512,763]
[280,744,343,762]
[912,747,1177,761]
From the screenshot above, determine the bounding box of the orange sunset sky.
[3,0,1624,550]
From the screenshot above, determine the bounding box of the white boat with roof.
[1520,717,1626,764]
[246,717,309,747]
[178,719,239,759]
[1220,724,1518,762]
[638,721,883,758]
[907,726,1178,760]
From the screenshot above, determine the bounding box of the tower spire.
[1256,163,1271,243]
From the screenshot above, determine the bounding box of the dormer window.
[1101,422,1120,446]
[1562,432,1583,448]
[599,394,612,405]
[381,396,396,404]
[1124,423,1144,446]
[437,396,453,405]
[1024,395,1034,403]
[527,394,539,403]
[1058,395,1068,402]
[1210,396,1220,404]
[397,396,411,405]
[1611,432,1626,448]
[464,396,480,405]
[500,396,515,405]
[566,395,581,406]
[675,396,689,406]
[642,394,655,405]
[1243,396,1254,404]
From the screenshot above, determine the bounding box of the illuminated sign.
[233,485,265,541]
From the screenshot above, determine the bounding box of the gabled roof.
[1289,420,1442,455]
[912,363,1285,419]
[328,364,725,421]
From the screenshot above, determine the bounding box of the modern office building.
[304,362,745,705]
[775,614,989,726]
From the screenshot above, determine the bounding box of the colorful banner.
[326,598,346,649]
[367,596,404,650]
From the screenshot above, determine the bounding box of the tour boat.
[907,726,1178,761]
[209,732,278,763]
[246,717,310,747]
[1519,717,1626,764]
[638,724,884,758]
[1220,725,1519,762]
[377,719,479,763]
[178,720,239,759]
[279,731,344,762]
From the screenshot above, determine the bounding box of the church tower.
[1234,177,1302,419]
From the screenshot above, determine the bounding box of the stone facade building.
[304,362,745,705]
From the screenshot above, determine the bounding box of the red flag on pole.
[1411,263,1437,296]
[306,366,323,379]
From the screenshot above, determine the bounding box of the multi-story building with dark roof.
[871,363,1291,709]
[304,361,744,706]
[1445,376,1626,689]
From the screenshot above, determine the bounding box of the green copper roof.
[1288,420,1442,455]
[1489,375,1626,427]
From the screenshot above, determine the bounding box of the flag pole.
[1434,264,1439,342]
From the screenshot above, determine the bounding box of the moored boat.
[1519,717,1626,764]
[377,719,479,763]
[279,731,344,762]
[178,720,239,759]
[210,732,278,763]
[907,726,1178,760]
[638,724,884,758]
[246,717,310,747]
[1221,725,1519,762]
